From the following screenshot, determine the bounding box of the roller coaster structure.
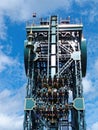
[23,15,87,130]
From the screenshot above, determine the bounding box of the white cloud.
[0,114,23,130]
[89,8,98,22]
[75,0,98,5]
[0,0,72,22]
[91,122,98,130]
[0,89,11,99]
[0,13,7,40]
[0,44,26,90]
[0,86,25,114]
[85,101,98,130]
[87,122,98,130]
[0,86,25,130]
[0,48,17,72]
[94,59,98,74]
[82,78,92,94]
[75,0,98,22]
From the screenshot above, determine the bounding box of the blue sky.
[0,0,98,130]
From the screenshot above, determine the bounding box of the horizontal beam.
[26,24,83,32]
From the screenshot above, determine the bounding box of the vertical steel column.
[72,34,86,130]
[57,18,59,78]
[50,16,57,78]
[47,18,50,78]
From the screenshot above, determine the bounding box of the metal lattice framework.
[23,15,87,130]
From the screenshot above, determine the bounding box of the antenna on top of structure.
[32,12,36,25]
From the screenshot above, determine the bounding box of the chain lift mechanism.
[23,15,87,130]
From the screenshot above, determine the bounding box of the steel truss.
[23,15,87,130]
